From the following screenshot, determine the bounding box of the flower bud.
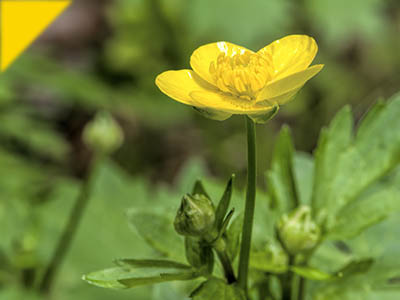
[174,194,215,237]
[83,111,124,154]
[277,206,320,255]
[250,243,288,273]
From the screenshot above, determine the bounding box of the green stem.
[238,116,257,293]
[281,255,295,300]
[216,249,236,284]
[298,276,306,300]
[210,235,236,283]
[295,246,319,300]
[39,156,100,294]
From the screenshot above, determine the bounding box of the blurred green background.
[0,0,399,299]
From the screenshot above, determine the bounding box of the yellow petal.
[258,35,318,80]
[257,65,324,103]
[155,69,217,106]
[190,42,254,85]
[190,90,275,114]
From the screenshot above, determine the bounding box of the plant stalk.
[216,249,236,284]
[210,234,236,283]
[238,116,257,293]
[298,276,306,300]
[39,156,100,294]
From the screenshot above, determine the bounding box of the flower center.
[209,51,273,100]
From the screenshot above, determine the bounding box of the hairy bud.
[174,194,215,237]
[277,206,320,255]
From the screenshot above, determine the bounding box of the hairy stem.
[39,157,100,294]
[238,116,257,293]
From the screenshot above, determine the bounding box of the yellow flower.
[155,35,323,123]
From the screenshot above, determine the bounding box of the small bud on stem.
[83,111,124,154]
[174,194,216,238]
[277,206,320,255]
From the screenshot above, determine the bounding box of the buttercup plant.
[84,35,322,298]
[156,34,323,293]
[83,35,400,300]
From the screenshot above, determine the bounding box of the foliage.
[80,93,400,299]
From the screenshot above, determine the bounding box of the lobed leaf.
[311,106,353,223]
[293,152,315,206]
[327,167,400,239]
[128,210,184,260]
[267,125,298,213]
[312,95,400,233]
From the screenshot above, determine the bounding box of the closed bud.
[250,243,288,273]
[83,111,124,154]
[277,206,320,255]
[174,194,215,237]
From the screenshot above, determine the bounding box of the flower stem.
[39,156,100,294]
[298,276,306,300]
[238,116,257,293]
[216,248,236,284]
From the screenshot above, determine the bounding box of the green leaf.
[190,278,245,300]
[336,258,374,278]
[293,152,315,206]
[318,95,400,231]
[215,175,234,231]
[312,106,353,223]
[291,265,333,281]
[327,167,400,239]
[225,214,242,262]
[192,180,210,199]
[219,209,234,238]
[114,259,191,270]
[309,241,353,274]
[267,125,298,213]
[312,258,391,300]
[355,99,386,140]
[128,211,184,260]
[83,264,199,290]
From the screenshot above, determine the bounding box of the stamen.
[209,51,273,100]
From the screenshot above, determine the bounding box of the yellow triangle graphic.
[0,0,72,71]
